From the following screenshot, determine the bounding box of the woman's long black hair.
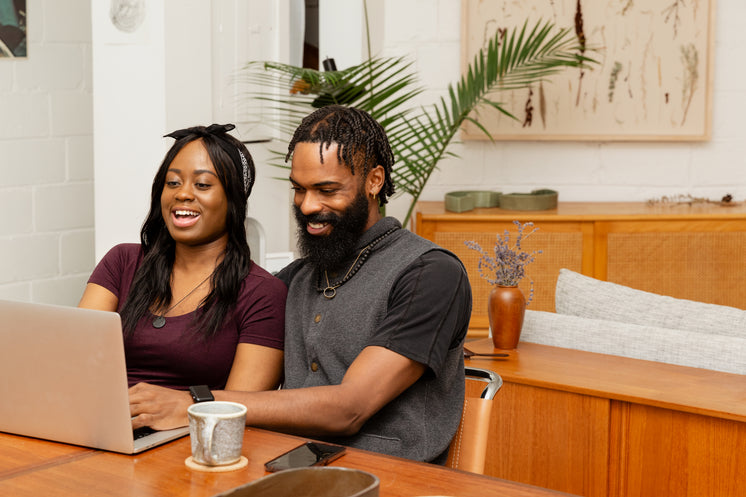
[119,124,256,339]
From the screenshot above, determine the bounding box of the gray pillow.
[521,310,746,375]
[555,269,746,338]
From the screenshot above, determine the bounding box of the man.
[131,105,472,464]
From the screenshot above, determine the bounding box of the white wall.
[93,0,295,263]
[3,0,745,305]
[91,0,167,261]
[375,0,746,224]
[0,0,94,305]
[253,0,746,227]
[0,0,296,304]
[319,0,365,68]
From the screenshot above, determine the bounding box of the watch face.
[189,385,214,403]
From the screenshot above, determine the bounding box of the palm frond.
[238,57,423,135]
[391,20,595,223]
[238,20,597,226]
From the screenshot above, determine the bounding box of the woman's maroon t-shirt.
[88,243,286,390]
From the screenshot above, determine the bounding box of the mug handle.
[201,417,218,465]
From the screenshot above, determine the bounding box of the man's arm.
[130,250,468,434]
[129,345,425,434]
[225,345,425,436]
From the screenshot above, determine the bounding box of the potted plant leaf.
[238,14,595,227]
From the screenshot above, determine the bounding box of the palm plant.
[238,20,595,226]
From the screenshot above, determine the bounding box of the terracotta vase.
[487,285,526,350]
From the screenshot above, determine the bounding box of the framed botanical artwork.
[460,0,715,141]
[0,0,26,58]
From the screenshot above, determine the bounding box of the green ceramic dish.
[444,190,501,212]
[499,189,558,211]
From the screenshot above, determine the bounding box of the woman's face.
[160,139,229,248]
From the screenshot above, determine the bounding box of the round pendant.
[152,316,166,329]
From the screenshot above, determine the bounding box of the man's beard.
[293,190,370,272]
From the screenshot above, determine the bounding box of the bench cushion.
[521,310,746,375]
[555,269,746,338]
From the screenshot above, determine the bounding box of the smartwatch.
[189,385,214,403]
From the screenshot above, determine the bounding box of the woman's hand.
[129,382,192,430]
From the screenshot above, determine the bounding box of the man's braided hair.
[285,105,396,205]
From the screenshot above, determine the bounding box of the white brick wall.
[2,0,745,307]
[0,0,93,306]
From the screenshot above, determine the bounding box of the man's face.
[290,142,373,271]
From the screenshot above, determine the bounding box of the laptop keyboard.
[133,426,157,440]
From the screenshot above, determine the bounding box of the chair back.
[445,367,502,473]
[245,216,266,267]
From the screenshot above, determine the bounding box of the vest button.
[314,314,321,323]
[310,362,319,372]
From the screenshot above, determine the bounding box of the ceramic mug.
[187,401,247,466]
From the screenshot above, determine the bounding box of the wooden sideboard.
[464,340,746,497]
[414,201,746,337]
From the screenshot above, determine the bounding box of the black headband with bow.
[164,123,252,196]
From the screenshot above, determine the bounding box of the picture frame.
[460,0,716,141]
[0,0,26,58]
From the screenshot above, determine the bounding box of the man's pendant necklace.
[323,247,368,299]
[321,227,396,299]
[152,273,212,328]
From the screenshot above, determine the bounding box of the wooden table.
[464,339,746,497]
[0,426,575,497]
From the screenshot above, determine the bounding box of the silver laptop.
[0,299,189,453]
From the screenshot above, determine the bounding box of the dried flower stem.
[465,221,542,304]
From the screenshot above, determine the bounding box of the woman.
[79,124,286,395]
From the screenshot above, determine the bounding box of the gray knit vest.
[282,218,465,462]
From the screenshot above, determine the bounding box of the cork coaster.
[185,456,248,472]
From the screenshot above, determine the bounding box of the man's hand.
[129,382,192,430]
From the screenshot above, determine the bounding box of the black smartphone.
[264,441,346,472]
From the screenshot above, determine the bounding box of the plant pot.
[487,285,526,350]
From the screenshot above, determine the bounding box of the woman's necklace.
[321,227,396,299]
[152,272,213,329]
